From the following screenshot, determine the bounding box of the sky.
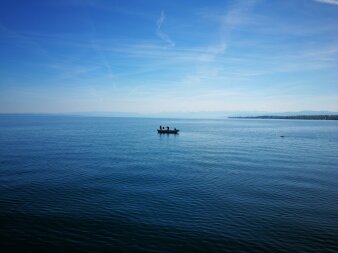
[0,0,338,114]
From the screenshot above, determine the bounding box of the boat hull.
[157,129,179,134]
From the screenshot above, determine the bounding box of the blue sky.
[0,0,337,114]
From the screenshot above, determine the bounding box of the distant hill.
[229,115,338,120]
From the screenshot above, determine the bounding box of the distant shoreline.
[229,115,338,120]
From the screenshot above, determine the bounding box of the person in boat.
[174,128,176,131]
[167,126,169,131]
[159,125,162,130]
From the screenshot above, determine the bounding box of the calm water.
[0,115,338,252]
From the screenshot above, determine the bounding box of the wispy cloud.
[156,11,175,47]
[196,0,260,56]
[89,22,115,79]
[315,0,338,6]
[0,22,49,56]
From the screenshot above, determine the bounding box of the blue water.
[1,115,338,252]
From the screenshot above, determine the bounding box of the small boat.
[157,129,179,134]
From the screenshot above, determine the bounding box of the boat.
[157,129,179,134]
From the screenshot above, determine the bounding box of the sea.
[0,115,337,252]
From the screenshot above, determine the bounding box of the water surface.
[0,115,337,252]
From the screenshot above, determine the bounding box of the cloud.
[315,0,338,5]
[0,22,48,56]
[156,11,175,47]
[196,0,260,56]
